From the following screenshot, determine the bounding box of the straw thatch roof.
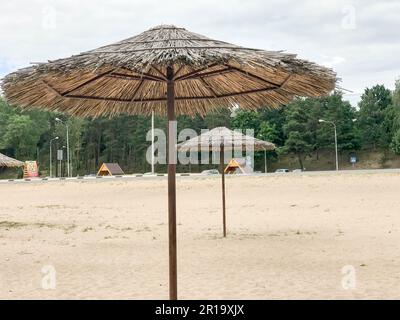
[177,126,276,152]
[0,153,23,168]
[1,25,337,118]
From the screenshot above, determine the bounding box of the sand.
[1,172,400,299]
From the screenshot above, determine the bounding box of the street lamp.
[151,110,155,174]
[258,133,268,173]
[263,148,268,173]
[319,119,338,171]
[55,118,71,177]
[61,146,67,177]
[49,137,59,177]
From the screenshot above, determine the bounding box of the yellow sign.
[24,161,39,178]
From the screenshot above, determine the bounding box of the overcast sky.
[1,0,399,106]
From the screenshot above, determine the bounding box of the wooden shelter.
[1,25,337,300]
[0,153,23,168]
[224,158,253,174]
[178,126,275,237]
[97,163,125,176]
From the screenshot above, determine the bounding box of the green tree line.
[1,80,400,174]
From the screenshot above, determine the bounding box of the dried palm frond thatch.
[177,126,276,152]
[1,25,337,118]
[0,153,23,168]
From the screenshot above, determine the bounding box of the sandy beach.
[1,172,400,299]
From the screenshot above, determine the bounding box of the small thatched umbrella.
[1,25,336,299]
[178,126,275,237]
[0,153,24,168]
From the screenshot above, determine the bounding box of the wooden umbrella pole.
[220,145,226,237]
[167,65,178,300]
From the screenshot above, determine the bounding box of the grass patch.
[0,220,76,231]
[0,221,27,229]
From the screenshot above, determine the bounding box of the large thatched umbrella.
[1,25,336,299]
[178,126,275,237]
[0,153,23,168]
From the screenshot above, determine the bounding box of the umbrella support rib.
[64,86,279,104]
[151,65,167,80]
[173,63,219,81]
[223,64,281,87]
[175,65,232,82]
[167,65,178,300]
[220,145,227,237]
[61,69,116,96]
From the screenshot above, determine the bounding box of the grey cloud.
[0,0,399,105]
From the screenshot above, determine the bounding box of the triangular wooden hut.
[97,163,125,176]
[224,158,253,174]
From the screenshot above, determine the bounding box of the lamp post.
[264,148,268,173]
[55,118,71,177]
[151,110,155,174]
[62,146,67,177]
[258,133,268,173]
[319,119,338,171]
[49,137,59,177]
